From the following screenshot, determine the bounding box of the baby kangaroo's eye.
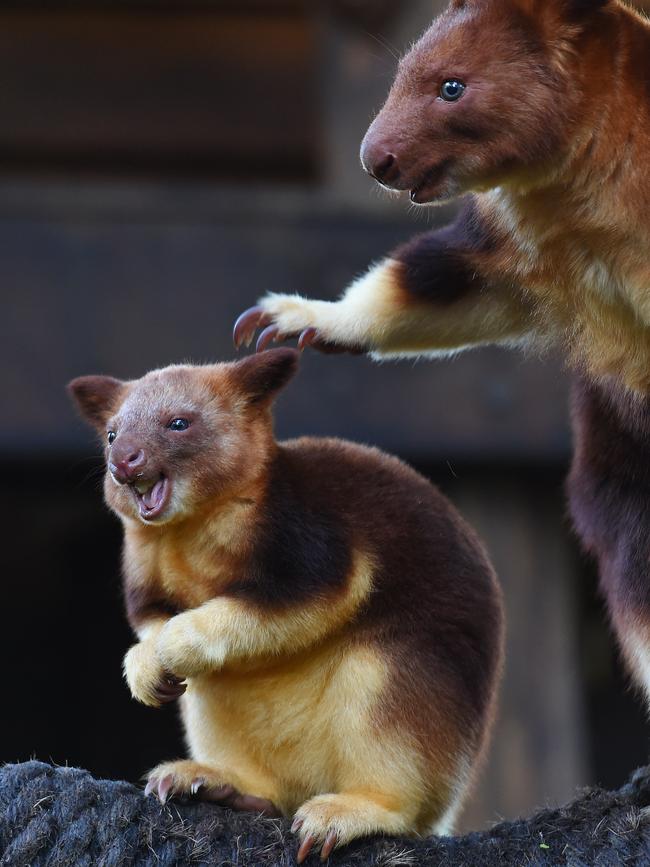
[168,418,190,432]
[440,79,466,102]
[107,431,117,445]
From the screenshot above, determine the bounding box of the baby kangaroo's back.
[270,438,504,837]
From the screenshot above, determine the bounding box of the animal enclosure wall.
[2,0,648,835]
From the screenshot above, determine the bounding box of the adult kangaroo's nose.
[360,136,400,186]
[109,443,146,484]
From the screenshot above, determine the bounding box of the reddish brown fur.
[234,0,650,711]
[568,375,650,705]
[68,350,503,854]
[240,0,650,381]
[362,0,569,202]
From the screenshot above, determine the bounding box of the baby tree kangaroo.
[69,350,503,860]
[235,0,650,707]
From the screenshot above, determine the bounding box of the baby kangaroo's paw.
[155,613,217,679]
[292,792,409,863]
[233,295,367,356]
[123,641,186,708]
[144,760,281,817]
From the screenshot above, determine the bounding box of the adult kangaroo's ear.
[233,349,300,405]
[67,375,126,429]
[515,0,609,17]
[564,0,609,15]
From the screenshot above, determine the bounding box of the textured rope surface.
[1,761,650,866]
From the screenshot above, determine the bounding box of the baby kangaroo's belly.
[181,639,391,811]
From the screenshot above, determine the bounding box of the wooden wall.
[0,5,318,178]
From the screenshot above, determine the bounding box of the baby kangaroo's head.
[361,0,611,204]
[68,349,298,526]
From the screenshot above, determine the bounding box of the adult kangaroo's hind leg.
[569,376,650,710]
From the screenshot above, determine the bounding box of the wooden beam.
[0,9,319,178]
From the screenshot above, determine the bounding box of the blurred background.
[3,0,650,835]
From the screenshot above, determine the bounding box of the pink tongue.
[142,478,165,511]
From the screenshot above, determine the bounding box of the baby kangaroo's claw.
[157,774,174,804]
[152,671,186,704]
[296,834,317,864]
[320,830,338,861]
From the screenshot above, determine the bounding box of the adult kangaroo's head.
[361,0,612,204]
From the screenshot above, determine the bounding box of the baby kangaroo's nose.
[110,446,146,484]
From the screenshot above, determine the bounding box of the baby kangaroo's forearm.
[156,551,374,676]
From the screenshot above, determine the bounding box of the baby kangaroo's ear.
[67,375,126,430]
[233,349,300,405]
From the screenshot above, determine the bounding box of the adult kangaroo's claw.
[298,328,318,351]
[233,306,270,349]
[256,325,281,353]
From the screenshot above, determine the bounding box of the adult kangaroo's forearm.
[236,198,533,357]
[374,200,534,356]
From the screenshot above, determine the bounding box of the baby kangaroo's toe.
[292,791,412,862]
[144,760,281,816]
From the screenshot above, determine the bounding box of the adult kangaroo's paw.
[233,294,368,356]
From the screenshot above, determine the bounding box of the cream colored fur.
[123,621,168,707]
[125,549,462,850]
[153,549,375,677]
[258,257,534,361]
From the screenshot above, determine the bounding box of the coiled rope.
[1,761,649,866]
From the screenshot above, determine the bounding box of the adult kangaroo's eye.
[107,431,116,444]
[168,418,190,431]
[440,79,466,102]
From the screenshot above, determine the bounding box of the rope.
[1,761,650,866]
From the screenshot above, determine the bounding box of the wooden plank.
[453,473,588,831]
[0,2,309,8]
[0,10,318,177]
[0,202,570,459]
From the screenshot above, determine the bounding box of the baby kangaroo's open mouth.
[131,475,171,521]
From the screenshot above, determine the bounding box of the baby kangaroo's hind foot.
[144,759,281,816]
